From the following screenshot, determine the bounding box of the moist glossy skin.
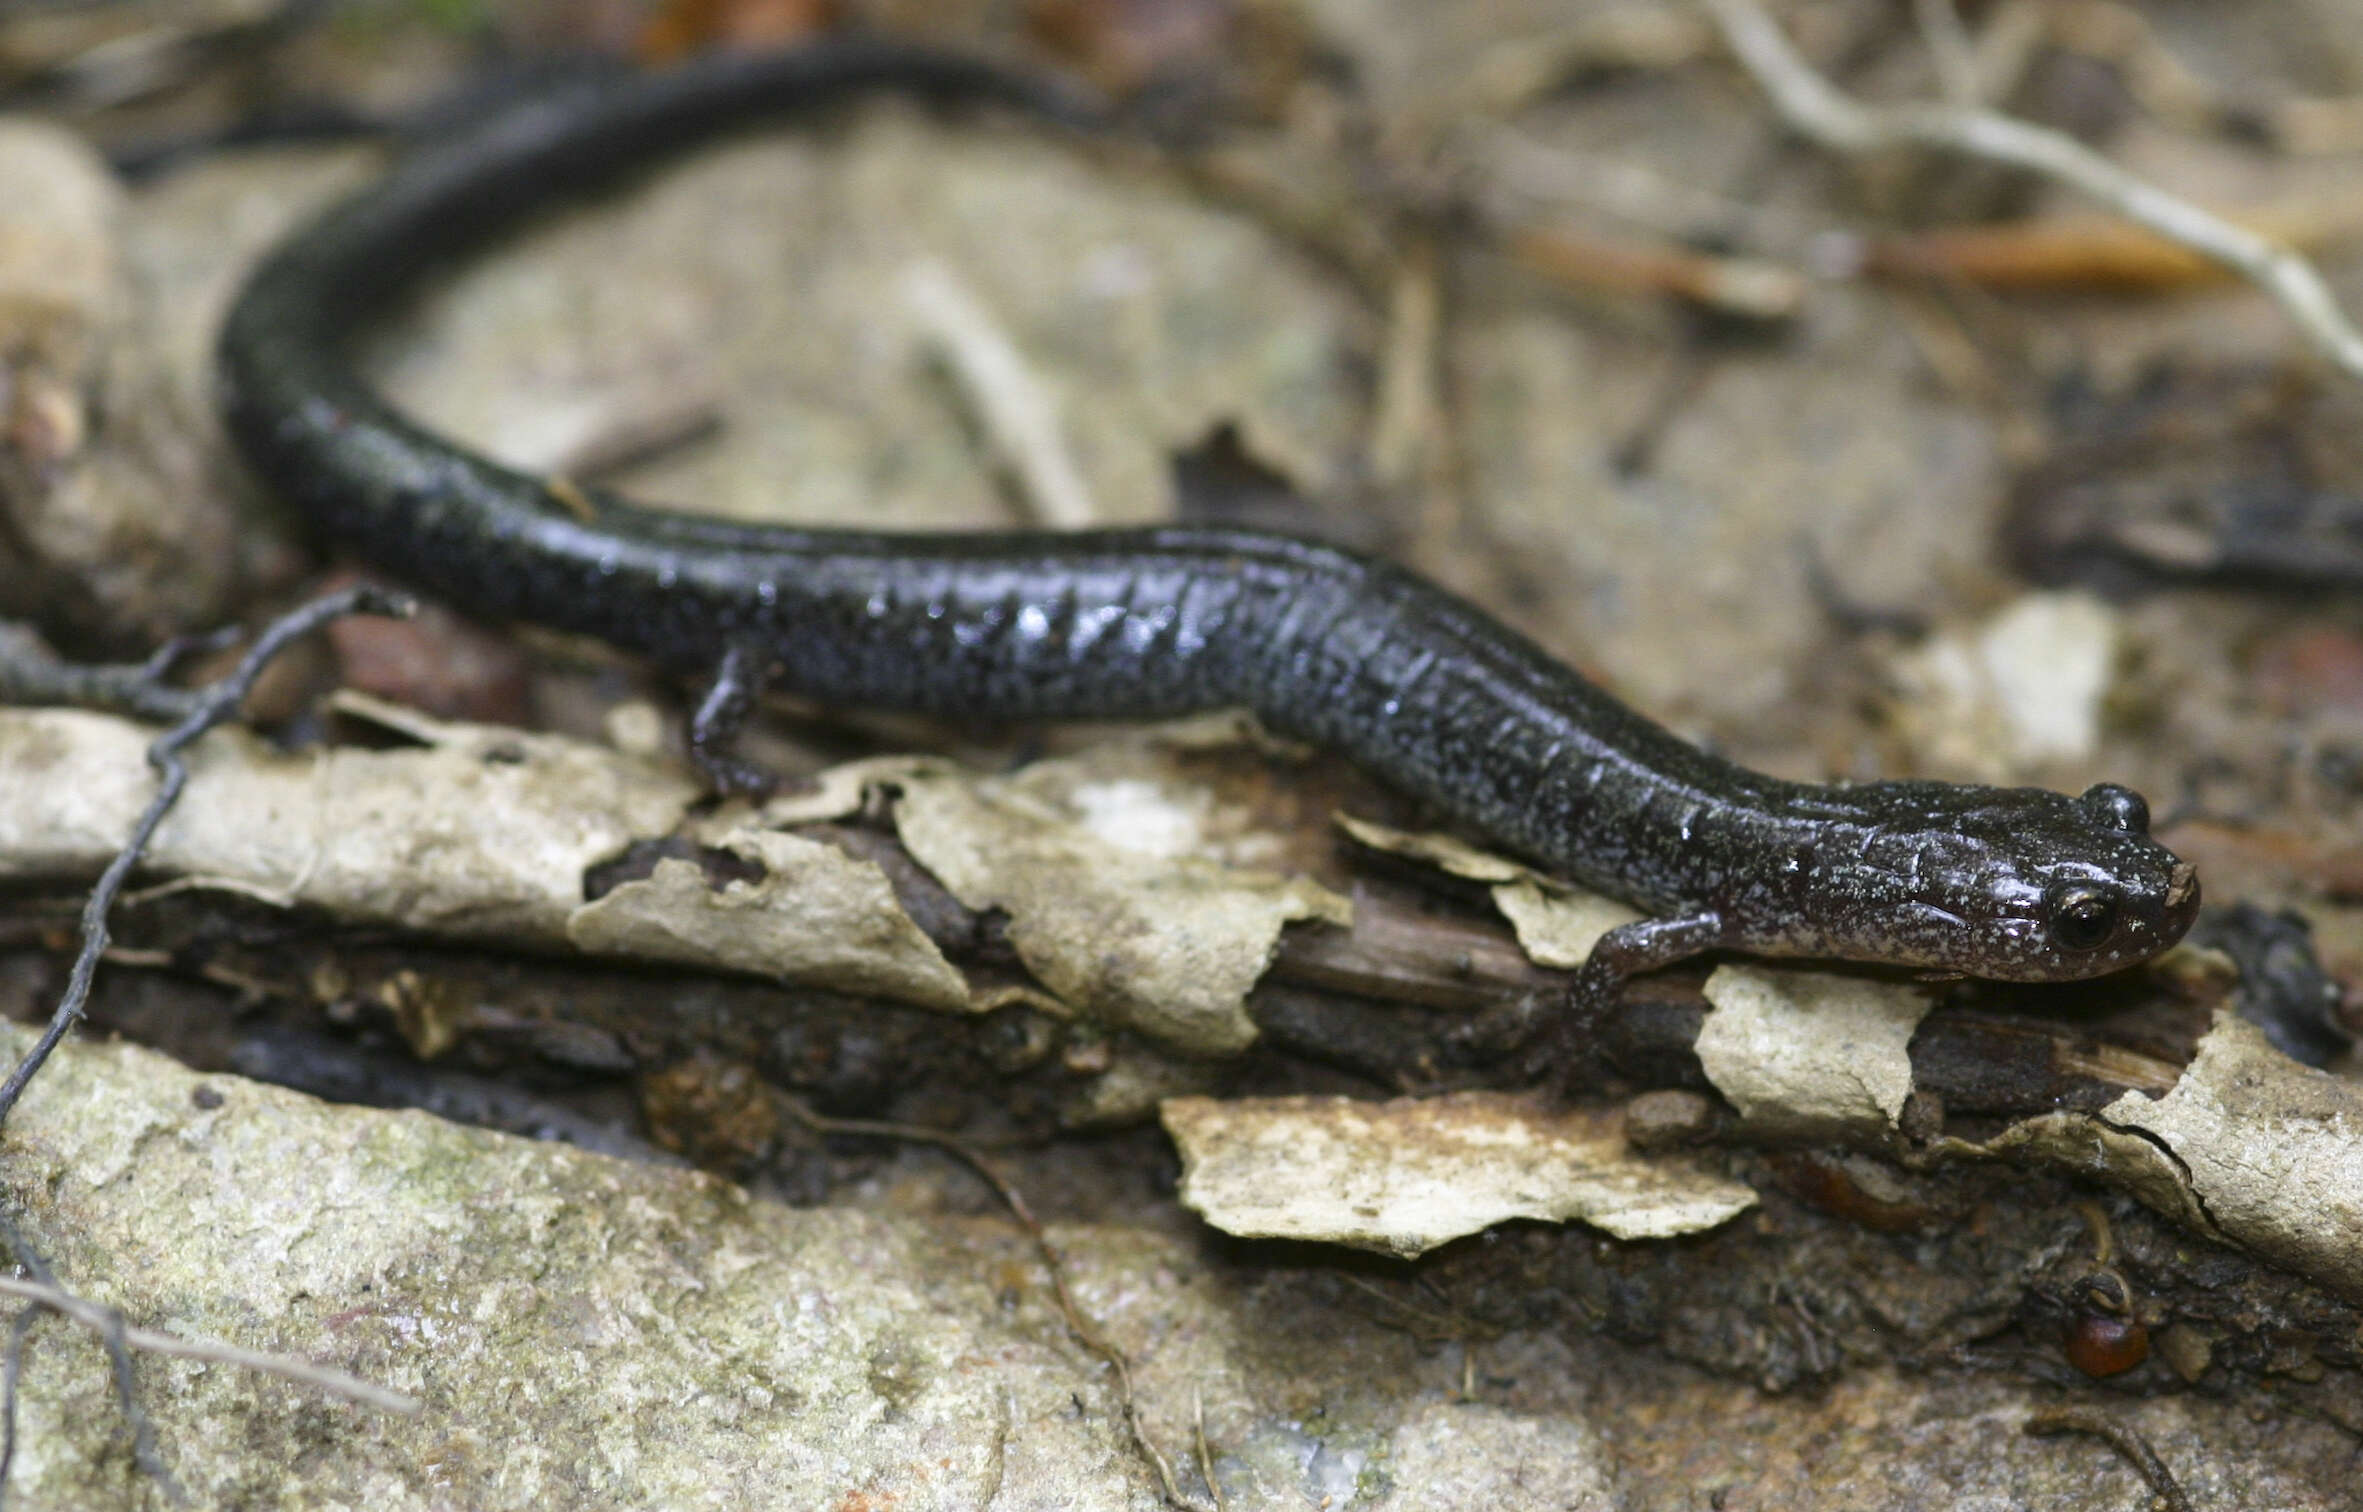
[214,42,2201,1030]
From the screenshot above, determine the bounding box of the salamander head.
[1837,781,2199,981]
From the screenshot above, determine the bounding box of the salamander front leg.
[1518,909,1726,1086]
[687,643,777,797]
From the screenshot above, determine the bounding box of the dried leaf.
[1693,965,1934,1139]
[568,828,971,1011]
[1163,1091,1757,1257]
[896,747,1349,1054]
[0,708,697,940]
[1336,814,1639,967]
[2096,1014,2363,1302]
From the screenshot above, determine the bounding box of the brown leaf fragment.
[638,0,839,65]
[1025,0,1310,117]
[1865,215,2224,292]
[1505,225,1807,320]
[1766,1151,1944,1232]
[1864,190,2363,292]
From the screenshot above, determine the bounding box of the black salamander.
[215,42,2200,1057]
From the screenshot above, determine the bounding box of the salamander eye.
[2078,783,2149,834]
[2046,883,2120,951]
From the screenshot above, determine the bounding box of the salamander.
[214,41,2200,1052]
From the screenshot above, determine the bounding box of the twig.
[94,1296,180,1504]
[1965,0,2048,110]
[1858,202,2363,292]
[0,1212,179,1507]
[0,586,414,1127]
[1700,0,2363,383]
[0,1215,415,1508]
[1192,1387,1226,1512]
[0,1306,42,1510]
[0,589,409,1497]
[1368,239,1444,496]
[0,0,325,113]
[0,1277,420,1417]
[544,386,724,483]
[0,1221,61,1325]
[778,1097,1215,1512]
[0,1215,68,1512]
[1504,224,1807,319]
[901,259,1103,530]
[2023,1407,2194,1512]
[0,623,239,725]
[1911,0,1980,106]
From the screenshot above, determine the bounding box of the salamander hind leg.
[1515,909,1725,1090]
[687,643,778,797]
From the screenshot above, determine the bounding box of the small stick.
[1505,224,1807,319]
[1701,0,2363,383]
[0,1306,44,1509]
[94,1301,180,1503]
[0,623,239,725]
[1912,0,1981,106]
[0,1210,180,1506]
[1479,128,1820,258]
[0,1277,420,1417]
[546,388,723,482]
[1193,1387,1227,1512]
[2023,1408,2194,1512]
[902,260,1103,530]
[1368,240,1444,494]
